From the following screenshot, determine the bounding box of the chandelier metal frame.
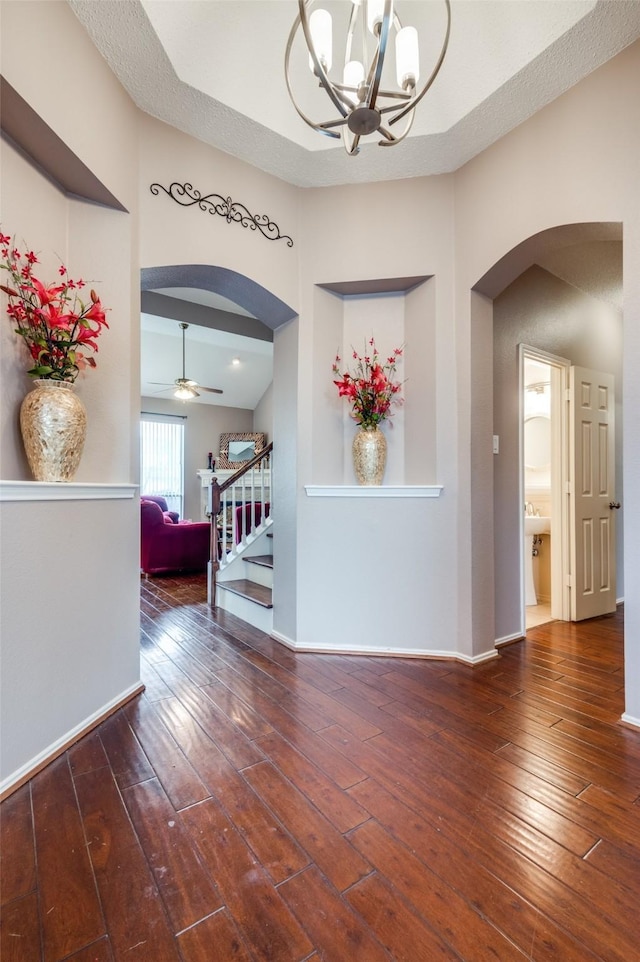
[285,0,451,155]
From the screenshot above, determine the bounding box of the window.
[140,414,185,516]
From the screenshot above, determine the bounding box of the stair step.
[218,579,273,608]
[244,554,273,570]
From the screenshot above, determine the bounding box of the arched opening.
[139,264,298,619]
[141,265,297,332]
[470,222,624,669]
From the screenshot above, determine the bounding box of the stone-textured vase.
[352,424,387,485]
[20,379,87,482]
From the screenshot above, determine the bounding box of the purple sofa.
[140,499,210,575]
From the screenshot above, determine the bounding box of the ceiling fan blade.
[149,326,224,400]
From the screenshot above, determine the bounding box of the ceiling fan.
[150,322,223,400]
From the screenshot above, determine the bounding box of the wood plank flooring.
[2,574,639,961]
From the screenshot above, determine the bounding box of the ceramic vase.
[20,379,87,482]
[352,424,387,485]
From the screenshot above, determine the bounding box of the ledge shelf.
[305,485,443,498]
[0,481,137,502]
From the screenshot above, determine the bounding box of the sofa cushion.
[142,495,179,524]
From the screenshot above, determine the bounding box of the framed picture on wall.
[217,432,267,470]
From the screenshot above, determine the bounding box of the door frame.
[519,344,571,631]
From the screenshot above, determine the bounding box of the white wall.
[295,175,459,656]
[0,141,136,482]
[0,0,141,792]
[253,382,274,443]
[0,489,139,794]
[272,319,298,644]
[138,113,300,314]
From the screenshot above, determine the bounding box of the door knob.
[609,501,621,509]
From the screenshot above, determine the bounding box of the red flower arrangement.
[0,232,109,382]
[332,337,403,428]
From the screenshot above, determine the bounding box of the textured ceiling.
[69,0,640,188]
[537,241,623,310]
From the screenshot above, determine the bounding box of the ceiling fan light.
[396,26,419,89]
[308,9,332,74]
[174,385,197,400]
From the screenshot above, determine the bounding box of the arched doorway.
[472,222,624,650]
[139,264,298,614]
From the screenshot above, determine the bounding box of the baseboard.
[495,631,525,648]
[0,681,144,801]
[459,649,501,666]
[620,712,640,731]
[270,630,499,666]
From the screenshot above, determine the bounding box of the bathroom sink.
[525,515,550,535]
[524,515,551,606]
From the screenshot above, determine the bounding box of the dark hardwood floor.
[2,575,639,961]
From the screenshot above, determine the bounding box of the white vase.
[352,424,387,485]
[20,379,87,482]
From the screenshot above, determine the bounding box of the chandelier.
[285,0,451,155]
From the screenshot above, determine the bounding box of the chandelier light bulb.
[396,25,419,89]
[367,0,391,37]
[308,8,332,73]
[343,59,365,104]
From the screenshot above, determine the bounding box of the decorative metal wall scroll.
[150,181,294,247]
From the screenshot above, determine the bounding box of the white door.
[569,366,618,620]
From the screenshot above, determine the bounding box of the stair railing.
[208,442,273,607]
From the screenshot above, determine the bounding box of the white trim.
[495,631,525,647]
[620,713,640,730]
[305,484,443,498]
[0,481,137,502]
[270,630,498,665]
[0,681,143,798]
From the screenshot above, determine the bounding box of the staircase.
[207,448,274,632]
[215,541,274,632]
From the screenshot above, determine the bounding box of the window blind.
[140,414,185,516]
